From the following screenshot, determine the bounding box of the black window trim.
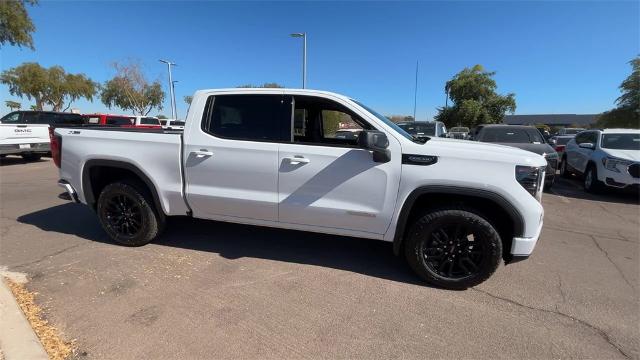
[289,95,376,149]
[200,94,289,143]
[198,93,380,150]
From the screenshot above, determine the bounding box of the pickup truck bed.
[55,126,190,216]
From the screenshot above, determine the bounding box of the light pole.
[159,59,177,119]
[172,80,179,119]
[290,33,307,88]
[413,60,418,121]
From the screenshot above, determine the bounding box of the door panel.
[278,143,400,234]
[184,93,286,222]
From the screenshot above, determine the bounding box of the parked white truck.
[1,111,84,161]
[54,89,546,289]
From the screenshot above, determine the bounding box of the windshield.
[397,122,436,136]
[351,99,415,141]
[479,127,544,143]
[601,133,640,150]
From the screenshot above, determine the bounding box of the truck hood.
[602,148,640,162]
[403,137,547,167]
[492,142,557,157]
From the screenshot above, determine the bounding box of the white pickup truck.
[1,111,84,161]
[54,88,546,289]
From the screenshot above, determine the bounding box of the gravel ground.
[0,156,638,359]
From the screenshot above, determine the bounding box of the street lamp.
[290,33,307,88]
[172,80,179,119]
[159,59,177,119]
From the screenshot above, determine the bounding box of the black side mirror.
[358,130,391,163]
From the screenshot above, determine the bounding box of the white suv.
[560,129,640,192]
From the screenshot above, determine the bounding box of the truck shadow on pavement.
[0,156,47,167]
[17,203,425,287]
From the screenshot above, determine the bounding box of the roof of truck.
[195,88,352,101]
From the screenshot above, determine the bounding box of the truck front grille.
[628,164,640,178]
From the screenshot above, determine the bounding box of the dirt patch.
[5,278,74,360]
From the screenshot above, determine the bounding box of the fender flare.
[82,159,165,215]
[392,185,525,255]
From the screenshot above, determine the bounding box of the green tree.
[100,60,165,116]
[45,66,98,111]
[236,82,285,88]
[597,57,640,129]
[157,114,168,119]
[387,115,414,123]
[435,65,516,128]
[0,0,38,49]
[0,62,97,111]
[5,100,21,111]
[184,95,192,105]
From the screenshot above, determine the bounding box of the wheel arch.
[392,186,525,262]
[81,159,165,215]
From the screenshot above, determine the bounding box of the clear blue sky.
[1,1,638,120]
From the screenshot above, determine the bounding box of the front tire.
[559,157,571,178]
[404,208,502,290]
[97,181,165,246]
[584,164,602,193]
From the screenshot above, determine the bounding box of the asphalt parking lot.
[0,157,638,360]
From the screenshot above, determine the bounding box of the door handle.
[192,149,214,158]
[284,156,310,165]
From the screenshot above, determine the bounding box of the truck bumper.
[510,219,543,258]
[58,180,79,203]
[0,143,50,155]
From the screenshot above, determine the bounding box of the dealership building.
[503,114,599,127]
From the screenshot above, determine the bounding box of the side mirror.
[579,142,595,150]
[358,130,391,163]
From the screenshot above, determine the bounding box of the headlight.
[602,157,632,173]
[515,165,545,201]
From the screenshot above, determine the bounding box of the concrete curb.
[0,276,48,360]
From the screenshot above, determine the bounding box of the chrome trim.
[57,180,79,203]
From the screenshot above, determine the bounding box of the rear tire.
[404,208,502,290]
[97,181,165,246]
[21,153,42,161]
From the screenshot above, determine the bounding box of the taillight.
[49,127,62,168]
[555,145,565,152]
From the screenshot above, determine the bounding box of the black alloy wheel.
[103,193,143,237]
[404,208,502,289]
[97,181,164,246]
[421,224,484,279]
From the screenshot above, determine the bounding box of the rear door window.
[57,113,84,125]
[574,132,589,144]
[204,94,287,142]
[23,112,44,124]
